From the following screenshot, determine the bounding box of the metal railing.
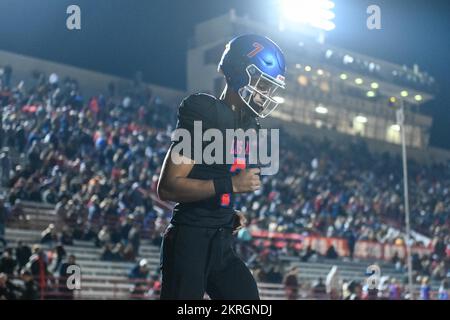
[1,274,444,300]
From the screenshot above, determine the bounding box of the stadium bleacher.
[3,202,442,299]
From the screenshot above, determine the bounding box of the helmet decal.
[247,42,264,58]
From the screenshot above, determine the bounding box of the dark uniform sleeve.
[171,93,218,158]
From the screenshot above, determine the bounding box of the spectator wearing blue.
[128,259,150,280]
[128,259,150,299]
[420,277,431,300]
[438,279,448,300]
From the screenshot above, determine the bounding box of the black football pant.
[159,223,259,300]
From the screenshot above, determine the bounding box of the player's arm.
[157,147,213,203]
[157,94,260,203]
[157,146,261,203]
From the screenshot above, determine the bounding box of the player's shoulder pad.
[177,93,219,124]
[180,93,218,110]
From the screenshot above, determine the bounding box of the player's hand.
[232,211,247,235]
[231,168,261,193]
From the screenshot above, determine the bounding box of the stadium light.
[401,90,409,97]
[355,78,363,85]
[355,115,368,123]
[280,0,336,31]
[366,90,375,98]
[304,65,312,72]
[339,73,347,80]
[414,94,422,102]
[317,69,324,76]
[315,105,328,114]
[370,82,379,89]
[343,54,354,64]
[297,75,308,86]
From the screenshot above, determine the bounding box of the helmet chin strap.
[219,85,227,100]
[221,83,248,114]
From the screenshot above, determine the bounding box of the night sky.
[0,0,449,149]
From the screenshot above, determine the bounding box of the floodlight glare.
[315,105,329,114]
[355,115,368,123]
[343,54,354,64]
[280,0,336,31]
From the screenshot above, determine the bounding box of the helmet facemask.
[238,64,286,118]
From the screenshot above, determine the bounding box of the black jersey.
[169,93,260,228]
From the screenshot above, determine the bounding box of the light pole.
[396,99,414,299]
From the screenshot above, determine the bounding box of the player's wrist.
[213,176,233,195]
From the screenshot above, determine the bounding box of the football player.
[158,34,286,300]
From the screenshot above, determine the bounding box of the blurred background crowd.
[0,65,448,300]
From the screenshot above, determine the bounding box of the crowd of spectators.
[231,132,449,284]
[0,240,78,300]
[1,66,175,260]
[0,64,448,299]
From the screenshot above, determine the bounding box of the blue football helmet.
[218,34,286,118]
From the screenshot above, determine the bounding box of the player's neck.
[220,85,245,114]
